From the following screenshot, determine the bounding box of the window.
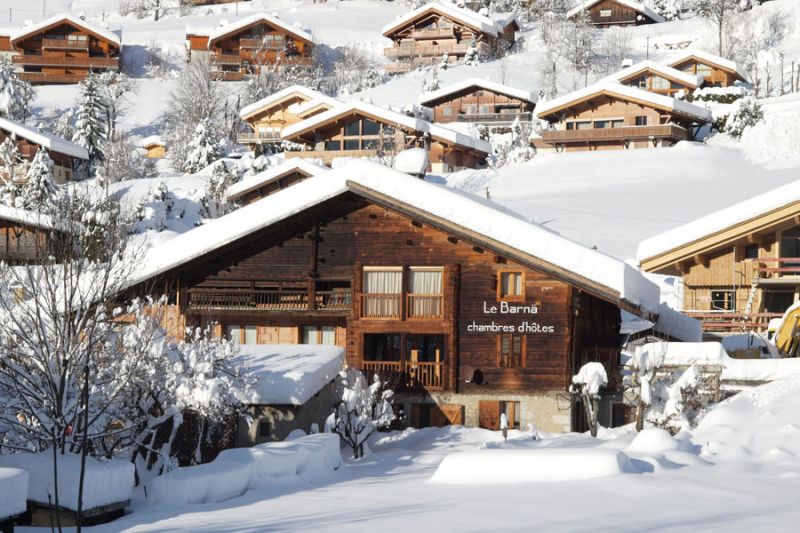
[344,139,359,150]
[324,140,341,151]
[408,267,443,318]
[498,333,524,368]
[362,118,380,136]
[258,421,271,438]
[500,401,521,429]
[650,75,670,90]
[442,107,454,116]
[710,290,735,311]
[744,244,759,260]
[696,63,713,78]
[406,334,444,363]
[363,333,402,361]
[594,120,608,129]
[344,120,360,136]
[635,115,648,126]
[227,324,257,345]
[362,267,403,317]
[498,270,524,300]
[600,9,612,17]
[569,120,592,130]
[479,105,493,115]
[303,325,336,345]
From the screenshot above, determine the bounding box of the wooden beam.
[693,254,709,268]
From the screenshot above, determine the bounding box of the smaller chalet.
[418,78,536,128]
[567,0,665,27]
[238,85,339,146]
[226,159,328,205]
[0,204,68,264]
[186,14,315,81]
[0,14,120,84]
[140,136,167,159]
[0,117,88,183]
[668,50,749,88]
[638,180,800,333]
[236,344,344,445]
[382,2,518,74]
[535,82,711,152]
[601,60,702,97]
[281,100,491,172]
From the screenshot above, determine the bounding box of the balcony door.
[363,267,403,318]
[408,267,443,318]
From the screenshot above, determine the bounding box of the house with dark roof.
[567,0,665,27]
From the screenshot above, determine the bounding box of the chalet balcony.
[186,288,351,314]
[212,71,244,81]
[362,360,444,390]
[410,28,456,40]
[42,38,89,50]
[384,42,471,59]
[237,131,282,145]
[360,294,444,319]
[212,54,242,66]
[0,245,48,263]
[684,311,782,332]
[18,72,88,83]
[285,148,383,165]
[12,55,118,68]
[541,124,690,145]
[754,258,800,280]
[456,112,533,124]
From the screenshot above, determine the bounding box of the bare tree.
[693,0,742,56]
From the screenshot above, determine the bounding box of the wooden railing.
[755,258,800,277]
[239,38,288,49]
[684,311,783,332]
[12,55,118,68]
[42,38,89,50]
[406,294,443,318]
[542,124,689,144]
[213,71,244,81]
[187,288,351,312]
[317,290,352,311]
[362,360,444,390]
[212,54,242,65]
[456,112,533,123]
[384,42,471,58]
[410,28,455,40]
[385,62,415,74]
[18,72,88,83]
[361,293,402,319]
[237,131,282,144]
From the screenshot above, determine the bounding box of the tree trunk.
[76,363,91,532]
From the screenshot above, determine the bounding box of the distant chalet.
[186,13,315,81]
[0,14,120,84]
[0,116,88,183]
[382,2,518,74]
[668,50,750,88]
[225,159,328,205]
[0,204,69,264]
[600,60,702,97]
[567,0,665,28]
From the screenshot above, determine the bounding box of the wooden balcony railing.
[384,62,415,74]
[456,112,533,123]
[542,124,689,145]
[212,54,242,66]
[42,38,89,50]
[12,55,118,68]
[212,71,244,81]
[384,42,471,58]
[361,293,402,319]
[240,38,288,50]
[0,245,48,262]
[410,28,455,40]
[237,131,282,144]
[755,258,800,277]
[406,294,443,319]
[362,359,444,390]
[18,72,88,83]
[684,311,783,332]
[187,288,351,312]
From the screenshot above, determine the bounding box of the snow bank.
[429,449,632,484]
[237,344,345,405]
[0,453,133,511]
[393,148,429,176]
[625,428,680,454]
[150,434,341,506]
[0,467,28,519]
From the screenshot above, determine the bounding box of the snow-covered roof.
[282,100,492,154]
[225,159,328,201]
[206,13,313,47]
[0,117,88,160]
[393,148,429,175]
[293,98,338,118]
[128,160,659,314]
[11,13,120,46]
[637,180,800,262]
[567,0,665,23]
[139,135,165,148]
[601,60,702,88]
[535,81,712,123]
[238,344,344,405]
[668,49,749,82]
[0,204,62,232]
[382,2,511,38]
[418,78,536,107]
[239,86,339,120]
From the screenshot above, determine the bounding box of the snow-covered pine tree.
[72,72,108,173]
[183,117,223,174]
[464,37,480,66]
[0,58,35,121]
[19,147,56,211]
[0,137,23,203]
[205,160,239,218]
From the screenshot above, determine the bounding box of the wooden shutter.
[478,400,501,430]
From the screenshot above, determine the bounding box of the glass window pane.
[303,326,319,344]
[324,140,341,151]
[344,120,360,136]
[362,119,380,136]
[363,270,402,294]
[409,269,442,294]
[344,139,360,150]
[321,326,336,345]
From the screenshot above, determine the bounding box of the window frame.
[497,269,525,301]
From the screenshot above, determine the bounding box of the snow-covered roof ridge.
[0,203,61,232]
[129,160,659,314]
[0,117,89,160]
[382,2,510,38]
[637,180,800,262]
[226,159,328,201]
[535,81,712,123]
[10,13,120,45]
[600,60,702,88]
[206,13,313,46]
[282,100,492,154]
[418,78,536,106]
[668,49,749,82]
[567,0,665,23]
[239,86,339,120]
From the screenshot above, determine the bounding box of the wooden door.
[432,403,464,426]
[478,400,501,430]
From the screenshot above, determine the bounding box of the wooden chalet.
[601,60,702,97]
[186,14,315,81]
[534,82,711,152]
[418,78,535,128]
[280,101,491,172]
[0,204,67,264]
[668,50,749,88]
[225,159,327,205]
[382,2,518,74]
[0,117,88,184]
[567,0,665,27]
[140,136,167,159]
[638,181,800,334]
[238,85,339,147]
[127,161,660,433]
[0,14,120,84]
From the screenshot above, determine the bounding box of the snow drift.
[0,467,28,519]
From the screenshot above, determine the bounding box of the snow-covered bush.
[0,58,34,121]
[204,160,239,219]
[326,368,394,459]
[493,118,536,167]
[183,117,224,174]
[625,343,666,431]
[652,0,686,20]
[464,39,480,66]
[724,97,764,138]
[570,362,608,437]
[645,365,705,433]
[324,44,384,96]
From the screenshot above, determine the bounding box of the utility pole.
[646,36,650,60]
[43,0,46,18]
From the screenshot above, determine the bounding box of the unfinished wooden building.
[418,78,535,128]
[567,0,665,27]
[128,161,659,433]
[534,82,712,152]
[601,60,702,97]
[186,13,315,81]
[668,50,749,88]
[0,117,88,184]
[382,2,518,74]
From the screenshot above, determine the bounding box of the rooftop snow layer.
[668,49,750,82]
[637,179,800,261]
[393,147,429,175]
[226,159,328,201]
[535,81,712,123]
[139,135,165,147]
[129,160,660,313]
[600,60,702,88]
[11,13,120,45]
[0,203,61,231]
[0,468,28,519]
[418,78,536,106]
[382,2,509,37]
[206,13,313,46]
[237,344,344,405]
[239,86,339,120]
[0,117,89,160]
[282,100,492,154]
[567,0,665,23]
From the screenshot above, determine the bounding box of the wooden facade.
[670,54,747,88]
[569,0,662,28]
[536,86,709,152]
[420,82,535,127]
[238,88,336,146]
[0,211,64,264]
[187,15,314,81]
[0,123,85,184]
[382,4,517,74]
[7,16,120,85]
[143,141,166,159]
[226,165,321,205]
[611,64,700,97]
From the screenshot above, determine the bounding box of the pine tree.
[19,148,56,211]
[205,160,238,218]
[183,117,223,174]
[72,72,108,173]
[0,58,34,121]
